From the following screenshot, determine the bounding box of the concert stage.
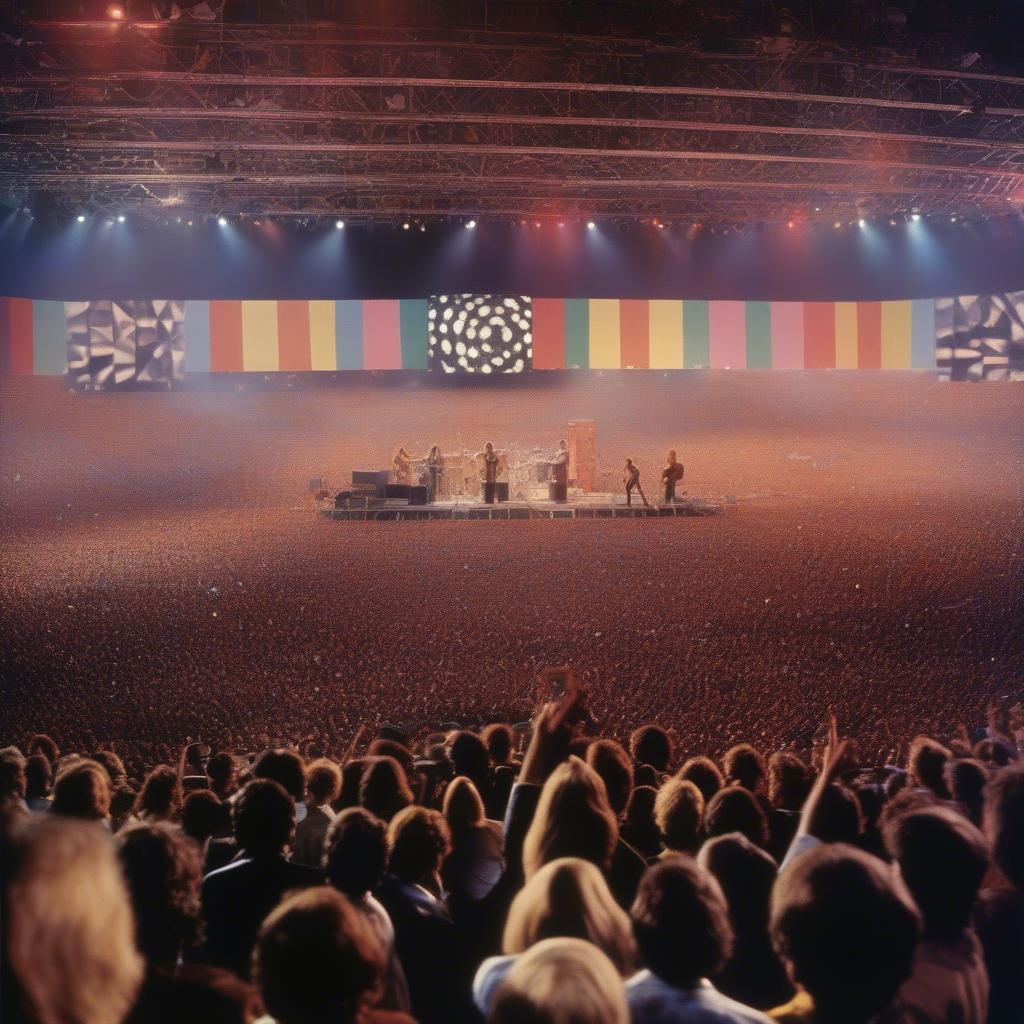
[319,496,721,522]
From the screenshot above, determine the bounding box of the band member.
[661,448,684,504]
[551,439,569,503]
[393,447,412,485]
[624,458,651,507]
[427,444,443,502]
[483,442,499,504]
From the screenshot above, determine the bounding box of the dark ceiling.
[2,1,1023,225]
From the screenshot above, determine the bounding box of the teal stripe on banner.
[335,300,363,370]
[31,300,67,374]
[683,300,710,368]
[564,299,589,368]
[745,301,772,369]
[911,299,936,370]
[184,300,210,372]
[399,299,428,369]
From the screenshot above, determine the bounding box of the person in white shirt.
[291,758,340,867]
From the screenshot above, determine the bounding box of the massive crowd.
[2,676,1023,1024]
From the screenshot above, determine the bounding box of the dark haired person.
[769,844,920,1024]
[884,807,989,1024]
[678,756,724,804]
[975,762,1024,1024]
[661,449,684,504]
[705,786,769,849]
[50,757,111,822]
[207,751,238,802]
[427,444,443,502]
[482,442,499,504]
[551,439,569,502]
[623,458,651,508]
[254,748,308,823]
[23,755,52,813]
[199,778,322,979]
[627,856,769,1023]
[324,807,412,1014]
[254,887,414,1024]
[0,747,28,817]
[631,726,674,776]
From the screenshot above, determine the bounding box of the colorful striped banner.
[0,295,945,377]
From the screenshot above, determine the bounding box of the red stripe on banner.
[532,298,566,369]
[857,302,882,369]
[803,302,836,368]
[619,299,650,368]
[277,301,312,372]
[8,298,34,375]
[0,297,11,375]
[209,300,244,372]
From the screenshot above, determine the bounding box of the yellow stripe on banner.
[835,302,859,368]
[242,300,279,371]
[588,299,621,368]
[649,300,684,369]
[881,300,912,368]
[308,300,336,371]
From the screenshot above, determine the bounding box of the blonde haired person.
[3,816,144,1024]
[522,756,618,880]
[473,857,635,1014]
[488,937,629,1024]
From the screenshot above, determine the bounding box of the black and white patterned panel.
[935,291,1024,381]
[428,295,533,374]
[65,299,185,389]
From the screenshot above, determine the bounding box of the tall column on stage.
[568,420,597,493]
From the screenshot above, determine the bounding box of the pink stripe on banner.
[770,302,805,369]
[709,301,747,368]
[361,300,402,369]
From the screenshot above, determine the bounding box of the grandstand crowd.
[2,677,1023,1024]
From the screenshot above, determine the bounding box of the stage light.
[76,214,86,223]
[117,214,125,223]
[218,216,227,226]
[107,4,124,18]
[911,213,921,221]
[858,218,866,227]
[950,215,957,222]
[534,221,541,228]
[335,219,344,229]
[419,224,426,232]
[587,221,596,230]
[834,221,842,229]
[466,219,476,229]
[787,220,795,229]
[402,222,410,230]
[187,220,193,226]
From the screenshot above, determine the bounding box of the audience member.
[291,757,340,867]
[655,777,704,856]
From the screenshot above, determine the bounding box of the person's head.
[704,786,768,847]
[92,749,128,788]
[23,755,52,802]
[884,806,988,943]
[946,758,988,826]
[233,778,295,858]
[486,442,494,452]
[443,775,486,834]
[207,751,238,796]
[366,739,415,780]
[624,786,659,838]
[489,937,629,1024]
[337,758,366,810]
[181,788,225,844]
[625,458,633,467]
[722,744,766,792]
[630,725,673,774]
[118,820,203,966]
[50,758,111,821]
[587,740,633,818]
[973,737,1016,768]
[110,785,138,828]
[134,764,182,820]
[254,748,307,803]
[27,734,59,764]
[359,756,414,823]
[324,807,389,899]
[254,887,384,1024]
[697,833,777,932]
[483,723,515,766]
[631,856,733,990]
[0,747,26,803]
[502,857,635,976]
[983,761,1024,890]
[3,816,143,1024]
[771,843,921,1024]
[448,731,491,790]
[667,449,677,461]
[907,736,952,798]
[654,777,704,854]
[810,783,863,844]
[306,758,342,808]
[523,756,618,879]
[559,439,567,450]
[768,752,811,811]
[388,805,451,885]
[677,756,724,804]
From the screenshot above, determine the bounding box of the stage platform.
[318,496,721,522]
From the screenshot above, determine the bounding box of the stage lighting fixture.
[107,4,124,18]
[858,218,866,227]
[558,221,565,228]
[834,221,842,229]
[218,216,228,226]
[466,220,476,229]
[335,220,344,229]
[187,220,193,226]
[912,213,921,221]
[950,215,957,222]
[787,220,794,229]
[117,214,125,223]
[403,222,410,230]
[76,214,86,223]
[587,221,596,230]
